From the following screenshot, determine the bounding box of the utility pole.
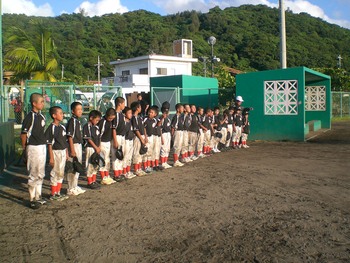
[279,0,287,69]
[95,56,103,84]
[337,55,342,68]
[61,64,64,81]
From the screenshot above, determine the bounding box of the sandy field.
[0,121,349,263]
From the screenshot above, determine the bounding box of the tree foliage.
[4,20,58,82]
[3,5,350,89]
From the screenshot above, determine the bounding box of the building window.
[122,70,130,76]
[305,86,326,111]
[157,68,167,75]
[139,68,148,75]
[264,80,298,115]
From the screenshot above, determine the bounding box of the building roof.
[110,54,198,65]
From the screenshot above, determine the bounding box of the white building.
[109,39,198,94]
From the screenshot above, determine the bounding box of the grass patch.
[332,116,350,122]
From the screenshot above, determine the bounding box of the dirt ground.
[0,121,349,263]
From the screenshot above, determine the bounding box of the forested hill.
[3,4,350,83]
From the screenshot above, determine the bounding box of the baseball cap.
[236,96,244,102]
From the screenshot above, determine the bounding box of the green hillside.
[3,5,350,85]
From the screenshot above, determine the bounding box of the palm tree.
[5,20,58,82]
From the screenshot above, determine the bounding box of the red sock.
[151,160,155,167]
[100,171,105,179]
[174,154,178,162]
[134,164,138,171]
[155,159,159,166]
[105,171,109,177]
[123,168,126,175]
[113,170,118,176]
[165,157,168,163]
[51,185,57,196]
[198,151,201,155]
[57,182,62,193]
[93,174,97,182]
[181,153,186,159]
[87,176,93,184]
[143,162,148,169]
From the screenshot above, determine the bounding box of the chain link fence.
[332,92,350,118]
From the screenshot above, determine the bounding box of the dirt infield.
[0,121,349,263]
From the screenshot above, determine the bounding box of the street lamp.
[208,36,218,78]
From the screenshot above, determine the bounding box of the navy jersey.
[171,114,184,131]
[125,120,135,140]
[83,123,101,148]
[21,110,46,145]
[227,114,234,125]
[98,118,114,142]
[234,114,243,127]
[188,113,200,133]
[66,115,82,144]
[161,116,171,133]
[183,114,191,131]
[202,115,211,130]
[143,117,157,137]
[45,123,68,150]
[131,115,145,136]
[113,111,126,136]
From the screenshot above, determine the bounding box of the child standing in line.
[98,108,116,185]
[83,110,102,189]
[21,93,47,209]
[123,107,137,179]
[45,106,69,201]
[131,101,147,176]
[226,106,235,148]
[241,108,250,148]
[171,103,185,167]
[143,107,157,173]
[188,104,200,161]
[233,106,243,149]
[181,104,192,163]
[160,107,172,169]
[66,102,86,196]
[196,106,206,158]
[111,97,127,182]
[211,106,221,153]
[202,108,213,155]
[152,107,164,171]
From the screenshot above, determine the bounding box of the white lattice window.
[305,86,326,111]
[264,80,298,115]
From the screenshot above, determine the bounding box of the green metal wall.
[150,75,218,108]
[236,67,331,141]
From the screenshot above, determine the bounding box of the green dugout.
[236,67,331,141]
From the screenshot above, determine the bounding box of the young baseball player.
[226,106,235,148]
[160,107,172,168]
[211,107,221,153]
[143,107,157,173]
[66,102,86,196]
[152,106,164,171]
[188,104,200,161]
[171,103,184,167]
[83,110,102,189]
[21,93,47,209]
[123,107,136,179]
[233,106,243,149]
[98,108,116,185]
[202,108,213,155]
[45,106,69,201]
[196,106,206,158]
[131,101,147,176]
[111,97,126,182]
[241,108,250,148]
[181,104,192,162]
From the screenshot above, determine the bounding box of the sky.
[3,0,350,29]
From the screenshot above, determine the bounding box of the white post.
[279,0,287,69]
